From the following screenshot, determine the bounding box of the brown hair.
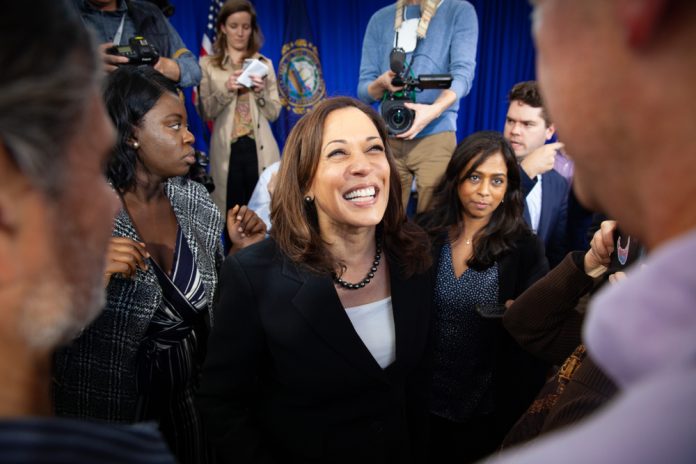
[270,96,432,278]
[211,0,263,69]
[507,80,552,127]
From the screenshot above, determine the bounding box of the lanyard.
[113,13,127,45]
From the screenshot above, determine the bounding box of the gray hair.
[0,0,100,194]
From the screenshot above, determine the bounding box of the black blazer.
[431,232,549,438]
[197,238,434,464]
[521,168,569,267]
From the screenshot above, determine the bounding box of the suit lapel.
[286,260,388,383]
[389,254,431,377]
[538,174,552,241]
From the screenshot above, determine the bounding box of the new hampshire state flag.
[276,0,326,143]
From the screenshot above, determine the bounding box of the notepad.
[237,59,269,87]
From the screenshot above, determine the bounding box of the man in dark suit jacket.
[504,81,569,267]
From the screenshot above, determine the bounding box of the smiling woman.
[53,66,266,464]
[197,96,435,463]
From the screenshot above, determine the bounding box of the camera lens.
[392,109,406,127]
[388,106,413,133]
[381,99,414,135]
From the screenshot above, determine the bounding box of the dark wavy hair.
[211,0,263,69]
[417,131,530,270]
[103,66,179,192]
[270,96,432,278]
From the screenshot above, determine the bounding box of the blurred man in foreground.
[0,1,173,462]
[484,0,696,462]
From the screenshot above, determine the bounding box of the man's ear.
[0,141,30,283]
[615,0,669,48]
[0,142,22,235]
[545,123,556,142]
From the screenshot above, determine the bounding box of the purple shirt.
[553,150,574,184]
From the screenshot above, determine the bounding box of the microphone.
[389,47,406,74]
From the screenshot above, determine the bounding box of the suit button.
[260,145,264,149]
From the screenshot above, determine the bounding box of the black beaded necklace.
[333,238,382,290]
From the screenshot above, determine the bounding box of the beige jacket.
[198,52,281,213]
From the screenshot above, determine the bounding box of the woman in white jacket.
[198,0,281,216]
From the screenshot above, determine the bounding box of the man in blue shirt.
[73,0,201,88]
[358,0,478,213]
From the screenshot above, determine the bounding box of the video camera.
[381,47,453,135]
[187,150,215,193]
[106,36,159,66]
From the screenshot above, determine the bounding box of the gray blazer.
[53,177,224,422]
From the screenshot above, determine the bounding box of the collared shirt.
[525,174,543,233]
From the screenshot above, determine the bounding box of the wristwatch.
[256,96,266,107]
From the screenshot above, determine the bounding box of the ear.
[545,123,556,142]
[0,142,32,283]
[0,142,23,233]
[126,134,139,150]
[615,0,669,48]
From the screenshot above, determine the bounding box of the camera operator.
[72,0,201,88]
[358,0,478,213]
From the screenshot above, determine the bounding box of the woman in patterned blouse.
[417,131,549,463]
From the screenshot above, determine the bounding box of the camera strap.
[394,0,442,41]
[113,14,127,45]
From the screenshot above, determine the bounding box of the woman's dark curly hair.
[417,131,531,270]
[103,66,179,192]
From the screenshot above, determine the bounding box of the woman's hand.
[250,75,266,94]
[225,69,245,92]
[584,220,616,277]
[226,205,267,254]
[103,237,150,287]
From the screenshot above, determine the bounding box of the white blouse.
[345,297,396,369]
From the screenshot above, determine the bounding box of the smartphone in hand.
[608,227,644,273]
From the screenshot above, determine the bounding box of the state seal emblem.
[278,39,326,115]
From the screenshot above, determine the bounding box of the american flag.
[201,0,224,57]
[195,0,224,134]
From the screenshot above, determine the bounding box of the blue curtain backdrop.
[167,0,536,154]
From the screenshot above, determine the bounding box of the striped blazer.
[53,177,224,422]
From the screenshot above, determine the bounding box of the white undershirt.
[345,297,396,369]
[526,174,543,233]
